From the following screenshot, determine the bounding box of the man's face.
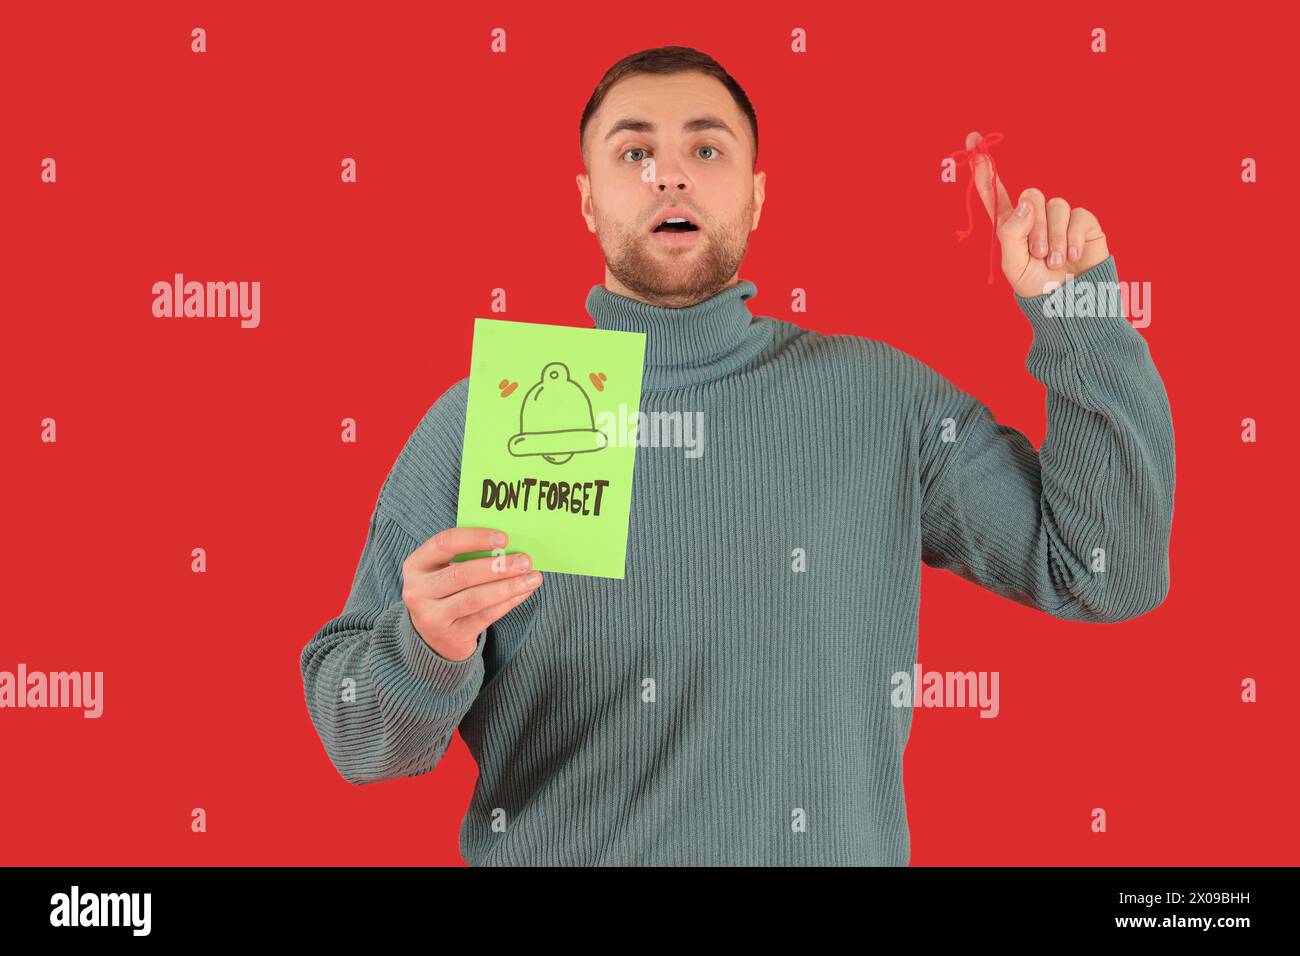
[577,71,765,308]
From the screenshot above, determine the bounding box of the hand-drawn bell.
[507,361,608,465]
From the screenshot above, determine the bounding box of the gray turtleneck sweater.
[299,255,1174,866]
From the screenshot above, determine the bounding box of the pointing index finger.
[966,131,1013,228]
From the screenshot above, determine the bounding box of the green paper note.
[454,317,646,579]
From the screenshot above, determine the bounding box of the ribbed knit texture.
[300,255,1175,865]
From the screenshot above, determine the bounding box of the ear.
[750,169,766,232]
[576,172,596,233]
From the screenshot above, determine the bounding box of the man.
[299,45,1174,865]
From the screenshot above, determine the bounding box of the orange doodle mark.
[499,378,518,398]
[588,371,608,392]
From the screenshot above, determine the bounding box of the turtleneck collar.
[585,278,774,391]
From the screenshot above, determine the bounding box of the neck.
[602,273,744,310]
[585,277,774,391]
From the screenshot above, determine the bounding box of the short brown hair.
[579,45,758,170]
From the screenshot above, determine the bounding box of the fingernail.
[526,572,543,587]
[1048,250,1063,267]
[1016,201,1029,217]
[1068,244,1079,260]
[513,554,531,570]
[1033,239,1047,255]
[493,531,507,546]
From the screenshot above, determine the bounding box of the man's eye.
[620,146,721,163]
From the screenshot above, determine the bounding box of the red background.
[3,2,1295,865]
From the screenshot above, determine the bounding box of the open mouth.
[652,217,700,234]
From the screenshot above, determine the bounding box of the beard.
[595,199,751,307]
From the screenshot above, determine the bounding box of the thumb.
[997,192,1033,284]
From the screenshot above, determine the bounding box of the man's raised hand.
[967,130,1110,297]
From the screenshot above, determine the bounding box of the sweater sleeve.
[916,254,1175,623]
[299,382,486,785]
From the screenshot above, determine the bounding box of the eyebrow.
[603,115,739,143]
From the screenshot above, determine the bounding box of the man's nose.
[653,158,690,191]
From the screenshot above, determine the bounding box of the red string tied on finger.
[947,132,1005,285]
